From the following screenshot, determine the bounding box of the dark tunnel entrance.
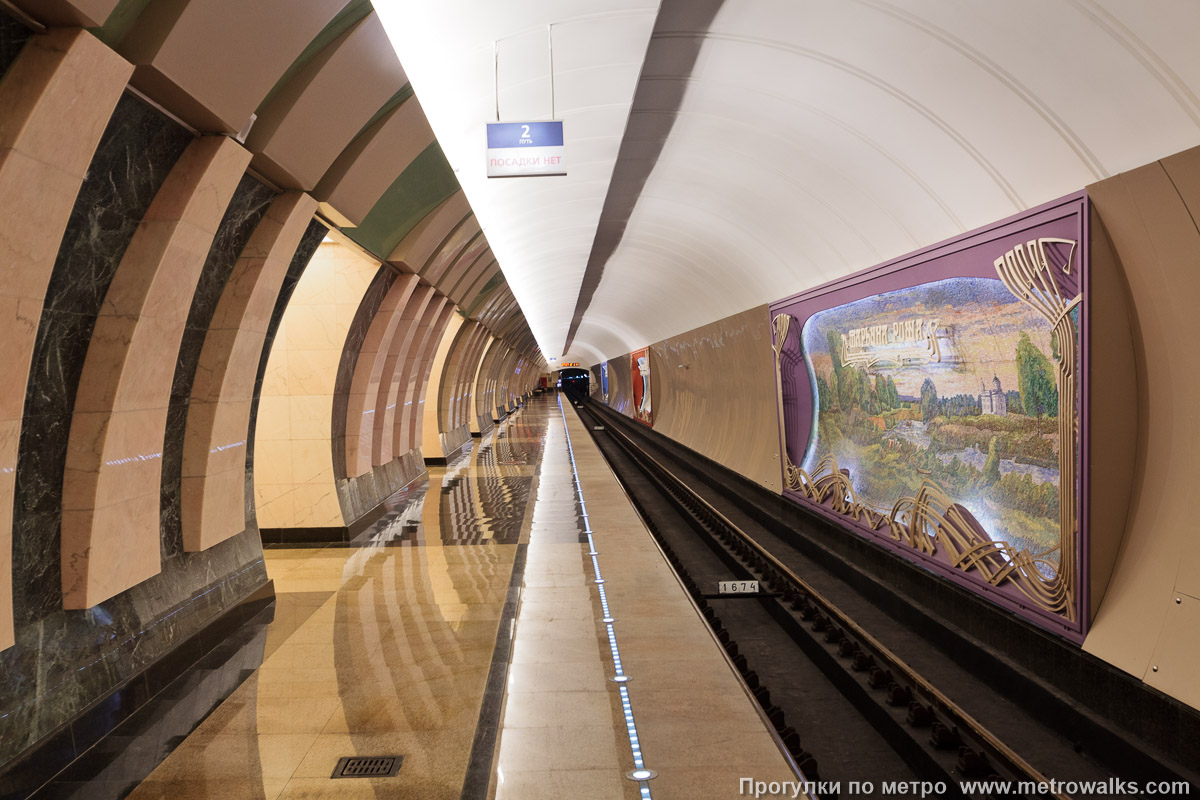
[559,368,589,400]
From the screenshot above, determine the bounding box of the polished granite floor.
[72,395,794,799]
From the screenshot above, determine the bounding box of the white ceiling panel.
[570,0,1200,360]
[374,0,662,360]
[379,0,1200,363]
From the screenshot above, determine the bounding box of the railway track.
[567,395,1195,800]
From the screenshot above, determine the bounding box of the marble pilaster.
[330,265,395,484]
[416,305,462,458]
[392,297,450,457]
[62,135,251,610]
[343,271,419,480]
[0,28,131,651]
[372,284,435,467]
[182,192,317,552]
[162,174,276,560]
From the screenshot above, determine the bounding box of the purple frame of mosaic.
[769,191,1090,641]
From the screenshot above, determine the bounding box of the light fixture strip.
[558,396,653,798]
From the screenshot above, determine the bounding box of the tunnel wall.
[649,305,782,492]
[592,306,782,491]
[1083,144,1200,709]
[590,184,1188,703]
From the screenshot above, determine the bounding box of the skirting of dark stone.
[262,468,429,544]
[438,424,472,460]
[0,580,275,800]
[335,449,425,525]
[259,501,384,544]
[582,398,1200,786]
[425,433,474,467]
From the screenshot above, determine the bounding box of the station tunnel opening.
[559,368,589,400]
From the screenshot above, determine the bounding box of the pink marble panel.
[343,271,419,478]
[119,0,342,134]
[245,12,405,190]
[420,215,478,285]
[437,234,489,301]
[182,192,318,551]
[386,192,469,272]
[315,97,434,226]
[396,300,454,455]
[435,321,479,433]
[62,136,250,609]
[373,285,435,466]
[458,260,500,313]
[450,324,490,430]
[0,29,131,650]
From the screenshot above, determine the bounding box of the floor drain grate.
[331,755,404,779]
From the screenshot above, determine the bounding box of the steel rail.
[588,401,1070,800]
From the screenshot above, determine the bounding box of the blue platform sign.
[486,121,566,178]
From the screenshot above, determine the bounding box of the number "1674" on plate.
[718,580,760,595]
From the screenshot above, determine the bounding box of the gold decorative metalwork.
[771,237,1080,622]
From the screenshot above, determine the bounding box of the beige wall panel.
[608,353,634,417]
[12,0,117,26]
[181,192,318,551]
[421,313,466,457]
[373,284,435,466]
[343,272,419,478]
[412,307,458,455]
[253,238,378,529]
[1086,212,1140,618]
[0,29,130,647]
[62,136,250,610]
[121,0,342,134]
[1158,148,1200,603]
[315,98,434,226]
[420,216,478,284]
[650,305,781,492]
[246,13,405,190]
[386,192,468,271]
[1084,153,1200,687]
[1143,593,1200,706]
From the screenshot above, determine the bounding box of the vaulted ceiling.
[376,0,1200,366]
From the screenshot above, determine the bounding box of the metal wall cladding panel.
[649,305,781,492]
[607,353,633,416]
[1084,145,1200,684]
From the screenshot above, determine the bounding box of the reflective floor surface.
[75,395,794,799]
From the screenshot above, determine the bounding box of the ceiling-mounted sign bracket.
[487,24,565,178]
